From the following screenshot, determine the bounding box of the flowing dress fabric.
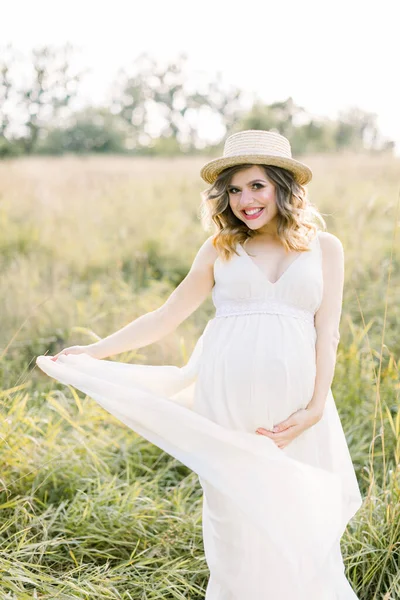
[36,231,363,599]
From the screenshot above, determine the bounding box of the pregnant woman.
[37,129,363,599]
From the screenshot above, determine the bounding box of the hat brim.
[200,155,312,185]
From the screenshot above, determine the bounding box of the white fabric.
[36,231,363,599]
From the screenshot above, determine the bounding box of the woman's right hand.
[50,344,103,362]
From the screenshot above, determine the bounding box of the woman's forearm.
[84,240,216,360]
[306,331,340,418]
[88,306,179,359]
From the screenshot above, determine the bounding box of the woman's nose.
[237,189,252,207]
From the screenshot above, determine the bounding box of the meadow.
[0,152,399,599]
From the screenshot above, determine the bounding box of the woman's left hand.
[256,407,322,449]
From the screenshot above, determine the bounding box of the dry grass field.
[0,153,399,599]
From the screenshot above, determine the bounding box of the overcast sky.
[2,0,400,153]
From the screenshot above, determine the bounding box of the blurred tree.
[267,97,306,138]
[200,72,244,139]
[291,119,337,154]
[234,99,394,155]
[0,44,23,157]
[37,107,127,154]
[110,53,151,150]
[0,45,13,138]
[0,43,86,155]
[112,53,244,153]
[237,101,278,131]
[334,107,380,151]
[236,97,307,136]
[0,44,394,157]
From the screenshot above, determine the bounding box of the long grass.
[0,152,399,599]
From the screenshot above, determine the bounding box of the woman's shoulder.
[316,230,343,248]
[202,235,219,255]
[193,235,219,268]
[315,231,344,261]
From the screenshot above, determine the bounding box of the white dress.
[36,230,363,600]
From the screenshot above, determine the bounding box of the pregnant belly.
[194,315,317,432]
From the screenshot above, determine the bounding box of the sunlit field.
[0,153,399,599]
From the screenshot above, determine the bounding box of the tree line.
[0,43,395,158]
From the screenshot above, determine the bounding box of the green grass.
[0,153,399,598]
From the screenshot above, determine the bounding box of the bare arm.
[306,232,344,419]
[86,236,218,359]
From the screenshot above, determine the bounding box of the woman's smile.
[241,207,265,220]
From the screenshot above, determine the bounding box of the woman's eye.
[229,184,263,194]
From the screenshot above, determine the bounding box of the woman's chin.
[241,217,269,229]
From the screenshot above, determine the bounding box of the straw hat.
[200,129,312,185]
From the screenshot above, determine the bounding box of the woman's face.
[227,165,279,232]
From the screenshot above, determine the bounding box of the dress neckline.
[238,236,315,286]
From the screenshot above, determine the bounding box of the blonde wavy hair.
[199,164,327,261]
